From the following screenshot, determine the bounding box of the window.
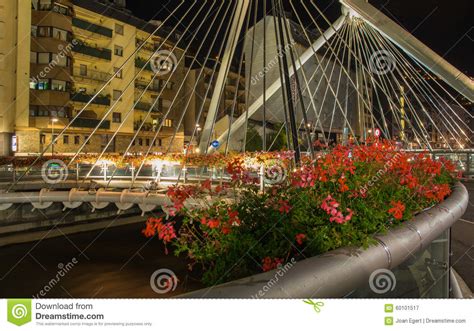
[112,112,121,123]
[39,0,52,11]
[146,138,150,146]
[162,81,174,90]
[113,90,122,101]
[37,79,49,90]
[152,80,161,91]
[30,52,37,63]
[114,67,122,79]
[158,139,162,147]
[115,24,124,35]
[53,54,68,67]
[114,45,123,57]
[138,138,143,146]
[52,27,68,41]
[84,135,90,144]
[31,25,38,37]
[52,3,70,15]
[74,136,80,145]
[80,64,87,76]
[51,80,67,91]
[40,134,46,144]
[30,79,70,91]
[63,135,69,144]
[38,52,50,64]
[38,26,50,37]
[163,118,173,127]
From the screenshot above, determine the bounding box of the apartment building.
[0,0,187,156]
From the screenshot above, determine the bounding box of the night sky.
[125,0,473,76]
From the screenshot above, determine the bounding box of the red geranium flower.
[388,200,405,220]
[278,199,292,214]
[295,233,306,245]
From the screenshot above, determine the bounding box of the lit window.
[114,45,123,57]
[53,54,68,67]
[31,25,38,37]
[52,27,68,41]
[38,52,50,64]
[114,67,123,79]
[163,119,173,127]
[37,79,49,90]
[51,80,67,91]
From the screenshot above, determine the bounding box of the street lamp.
[51,118,58,156]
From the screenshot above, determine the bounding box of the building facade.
[0,0,187,156]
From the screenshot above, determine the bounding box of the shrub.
[143,140,459,286]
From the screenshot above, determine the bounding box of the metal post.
[102,163,107,181]
[183,167,187,184]
[199,0,251,152]
[273,0,300,163]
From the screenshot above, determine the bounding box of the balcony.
[70,117,110,130]
[72,42,112,61]
[32,3,73,16]
[136,39,156,52]
[70,93,111,106]
[134,101,161,113]
[135,57,153,72]
[135,80,161,92]
[73,67,112,83]
[72,17,113,38]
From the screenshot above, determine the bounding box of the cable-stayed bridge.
[0,0,472,214]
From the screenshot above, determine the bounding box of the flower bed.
[142,140,460,287]
[0,151,294,169]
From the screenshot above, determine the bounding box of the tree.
[245,126,263,152]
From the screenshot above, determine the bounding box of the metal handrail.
[180,182,469,298]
